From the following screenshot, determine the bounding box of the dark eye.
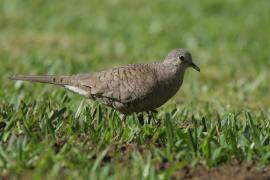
[179,56,185,61]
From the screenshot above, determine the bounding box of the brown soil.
[169,161,270,180]
[53,138,66,153]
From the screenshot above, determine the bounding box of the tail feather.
[9,75,72,85]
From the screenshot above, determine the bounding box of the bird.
[10,48,200,124]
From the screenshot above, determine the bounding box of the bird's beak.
[190,62,200,72]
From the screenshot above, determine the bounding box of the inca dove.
[10,48,200,122]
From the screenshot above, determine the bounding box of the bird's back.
[75,63,160,114]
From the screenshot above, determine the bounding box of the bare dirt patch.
[171,161,270,180]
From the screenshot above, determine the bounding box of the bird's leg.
[147,109,158,115]
[146,109,158,121]
[119,114,126,128]
[150,109,158,114]
[137,113,145,125]
[138,110,158,126]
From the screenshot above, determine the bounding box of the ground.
[0,0,270,179]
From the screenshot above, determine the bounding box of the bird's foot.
[147,109,158,120]
[137,113,145,125]
[137,110,158,125]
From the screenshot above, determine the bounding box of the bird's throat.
[157,63,185,95]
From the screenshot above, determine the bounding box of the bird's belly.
[118,84,181,114]
[148,88,179,109]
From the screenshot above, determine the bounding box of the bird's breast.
[134,68,185,112]
[155,73,184,106]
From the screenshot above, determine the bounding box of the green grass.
[0,0,270,179]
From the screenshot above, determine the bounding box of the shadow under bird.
[10,48,200,123]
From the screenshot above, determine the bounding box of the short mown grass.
[0,0,270,179]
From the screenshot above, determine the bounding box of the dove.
[10,48,200,124]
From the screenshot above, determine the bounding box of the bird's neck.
[152,62,187,102]
[156,62,186,85]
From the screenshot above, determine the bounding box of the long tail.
[9,75,72,85]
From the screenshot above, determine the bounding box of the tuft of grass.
[2,101,270,179]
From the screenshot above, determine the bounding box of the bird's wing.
[77,64,159,103]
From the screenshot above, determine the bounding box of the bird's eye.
[179,56,185,61]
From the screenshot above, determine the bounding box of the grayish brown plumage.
[10,48,200,121]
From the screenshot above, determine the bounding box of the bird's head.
[164,49,200,72]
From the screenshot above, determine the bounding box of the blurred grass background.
[0,0,270,179]
[1,0,269,108]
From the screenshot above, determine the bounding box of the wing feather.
[77,64,158,103]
